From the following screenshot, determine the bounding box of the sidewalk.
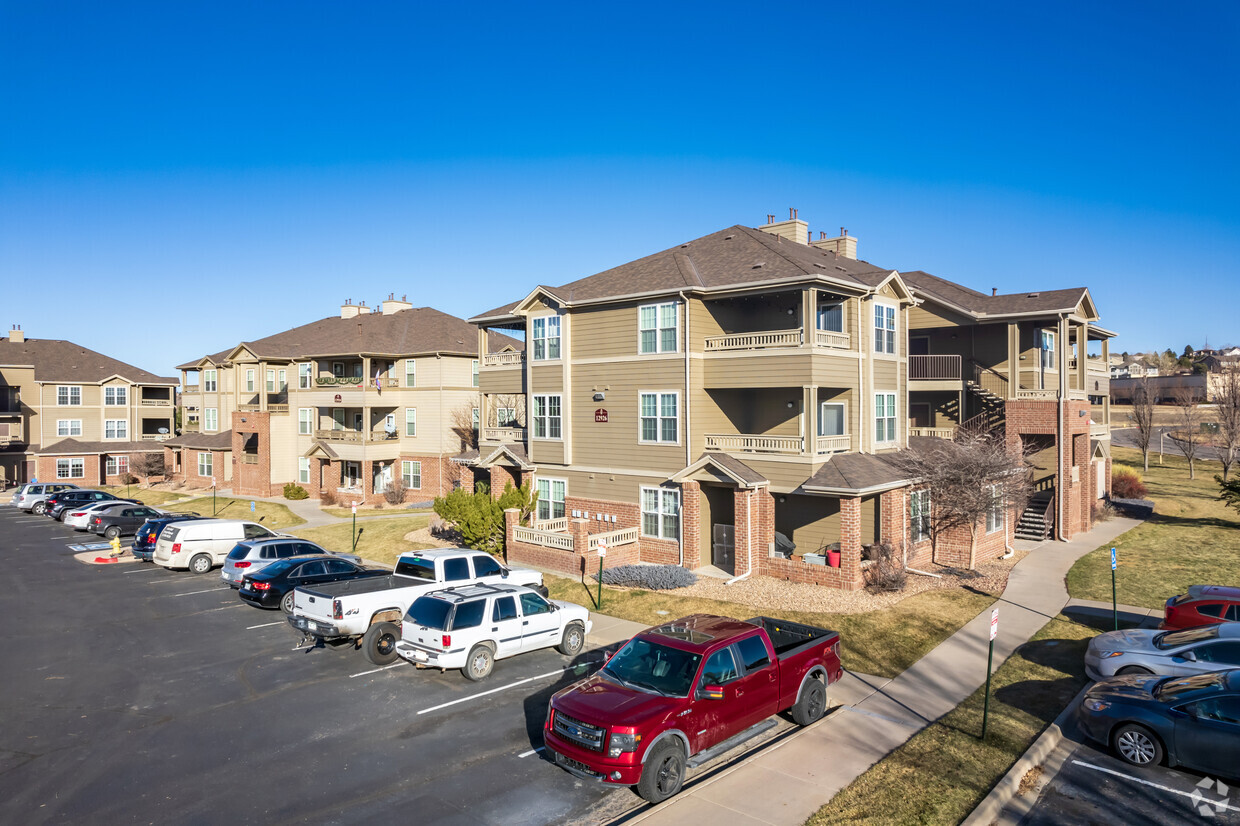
[623,516,1141,826]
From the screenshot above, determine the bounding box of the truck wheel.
[280,591,296,615]
[362,621,400,666]
[189,554,213,575]
[33,502,47,515]
[104,526,121,539]
[791,679,826,726]
[637,740,685,803]
[558,622,585,656]
[462,644,495,681]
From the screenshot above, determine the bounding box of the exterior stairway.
[1016,491,1055,541]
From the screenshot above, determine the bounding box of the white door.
[332,409,345,430]
[517,592,561,652]
[373,463,392,493]
[1094,459,1106,499]
[489,595,523,659]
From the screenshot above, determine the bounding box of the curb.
[962,684,1090,826]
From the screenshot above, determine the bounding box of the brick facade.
[1005,398,1095,540]
[231,412,274,498]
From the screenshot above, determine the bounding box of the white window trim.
[104,386,128,405]
[532,394,562,440]
[536,477,566,522]
[401,460,422,490]
[104,419,129,439]
[816,300,845,333]
[531,316,562,362]
[106,456,130,476]
[266,370,276,393]
[57,386,82,406]
[197,452,213,477]
[910,489,931,543]
[57,419,83,437]
[472,359,479,387]
[640,486,681,540]
[638,301,679,354]
[278,369,287,391]
[405,359,416,387]
[298,363,312,389]
[638,390,680,445]
[203,370,218,392]
[874,392,897,445]
[818,401,847,437]
[873,300,897,356]
[986,484,1005,535]
[298,457,310,485]
[298,408,314,435]
[1041,330,1057,371]
[204,408,219,432]
[57,458,85,479]
[405,407,417,437]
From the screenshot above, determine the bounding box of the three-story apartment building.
[0,327,176,487]
[467,214,1114,590]
[169,299,519,506]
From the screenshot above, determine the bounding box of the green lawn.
[319,505,434,519]
[546,576,996,680]
[808,612,1105,826]
[98,485,196,507]
[163,496,306,530]
[292,514,434,567]
[1067,447,1240,609]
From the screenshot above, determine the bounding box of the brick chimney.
[8,325,24,344]
[380,293,413,315]
[759,208,809,245]
[811,228,858,259]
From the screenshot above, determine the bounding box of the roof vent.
[724,234,735,240]
[752,262,766,269]
[1027,292,1041,298]
[813,263,826,269]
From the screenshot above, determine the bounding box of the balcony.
[183,384,200,393]
[241,454,259,465]
[1068,356,1109,375]
[1090,422,1109,437]
[483,351,525,368]
[183,422,200,432]
[313,376,399,388]
[314,429,399,444]
[703,328,852,353]
[141,398,172,407]
[705,433,851,456]
[483,426,526,443]
[908,426,956,439]
[814,434,851,454]
[139,434,172,442]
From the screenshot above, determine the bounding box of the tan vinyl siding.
[483,367,524,395]
[873,360,900,390]
[529,364,564,393]
[567,359,683,470]
[861,495,879,545]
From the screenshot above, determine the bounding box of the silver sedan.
[1085,623,1240,681]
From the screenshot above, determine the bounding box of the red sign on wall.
[594,408,608,423]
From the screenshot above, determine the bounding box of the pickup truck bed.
[297,573,434,601]
[746,616,837,659]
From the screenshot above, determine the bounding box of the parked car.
[239,555,386,613]
[1085,623,1240,681]
[46,489,134,520]
[1162,585,1240,630]
[222,537,359,589]
[1078,669,1240,775]
[396,584,591,680]
[9,484,30,506]
[65,501,129,531]
[16,483,79,514]
[131,514,206,561]
[544,614,843,803]
[89,505,165,538]
[153,520,284,574]
[287,549,547,666]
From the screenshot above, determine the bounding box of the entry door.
[374,463,392,493]
[712,524,735,574]
[332,409,345,431]
[1094,460,1106,499]
[353,412,364,432]
[344,462,360,488]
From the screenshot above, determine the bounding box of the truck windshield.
[406,597,452,630]
[601,638,702,698]
[393,557,436,581]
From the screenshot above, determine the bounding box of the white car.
[396,583,591,681]
[64,501,127,531]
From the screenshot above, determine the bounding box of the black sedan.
[89,505,165,539]
[1078,669,1240,777]
[239,556,387,614]
[46,490,135,520]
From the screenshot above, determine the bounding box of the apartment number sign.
[594,408,608,423]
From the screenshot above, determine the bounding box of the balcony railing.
[814,434,851,454]
[813,330,851,350]
[139,434,171,441]
[141,398,172,407]
[1090,422,1109,437]
[269,404,289,414]
[705,434,802,455]
[183,422,200,432]
[483,426,527,443]
[238,404,263,412]
[588,526,640,551]
[705,330,801,351]
[241,454,259,465]
[909,354,962,380]
[313,376,399,388]
[513,526,576,551]
[908,426,956,439]
[314,429,400,443]
[483,351,525,367]
[183,384,200,393]
[1015,389,1058,400]
[1068,356,1109,375]
[536,517,568,532]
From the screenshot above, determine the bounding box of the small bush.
[1111,467,1147,499]
[283,483,309,500]
[383,479,407,506]
[1091,500,1116,522]
[864,542,908,593]
[319,488,336,506]
[598,564,697,590]
[118,472,138,485]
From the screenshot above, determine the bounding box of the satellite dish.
[158,427,169,434]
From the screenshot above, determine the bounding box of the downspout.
[679,291,689,567]
[726,486,754,585]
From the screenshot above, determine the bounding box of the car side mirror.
[501,568,509,578]
[1183,650,1198,662]
[699,685,724,701]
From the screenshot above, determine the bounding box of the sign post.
[1111,547,1118,630]
[351,502,358,553]
[982,608,998,739]
[596,541,607,609]
[211,477,217,516]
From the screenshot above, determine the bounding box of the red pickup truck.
[544,614,843,802]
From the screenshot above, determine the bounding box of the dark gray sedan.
[88,505,165,539]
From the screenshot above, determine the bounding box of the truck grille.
[553,711,605,752]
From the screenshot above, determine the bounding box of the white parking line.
[518,747,545,758]
[247,621,285,630]
[165,588,228,597]
[417,668,565,716]
[350,663,405,678]
[1072,760,1240,813]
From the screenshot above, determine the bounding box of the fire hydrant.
[109,535,124,558]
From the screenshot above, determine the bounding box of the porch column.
[802,385,816,456]
[1007,322,1020,399]
[1075,322,1087,395]
[681,480,701,569]
[801,287,816,348]
[1058,316,1070,398]
[840,496,863,585]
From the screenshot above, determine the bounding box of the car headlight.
[1098,651,1125,659]
[1083,698,1111,712]
[607,732,641,758]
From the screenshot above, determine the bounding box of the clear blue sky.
[3,1,1237,374]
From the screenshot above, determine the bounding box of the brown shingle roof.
[34,438,167,455]
[803,453,909,493]
[0,338,177,385]
[902,270,1089,318]
[163,431,234,450]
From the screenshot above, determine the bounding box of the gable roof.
[177,307,521,368]
[670,453,768,489]
[0,338,177,385]
[473,225,894,320]
[902,271,1097,321]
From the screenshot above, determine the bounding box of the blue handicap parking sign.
[1111,547,1117,570]
[251,501,256,512]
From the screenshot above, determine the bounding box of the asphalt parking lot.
[0,507,645,824]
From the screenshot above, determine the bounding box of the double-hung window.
[298,457,310,485]
[405,360,416,387]
[496,407,517,427]
[105,420,128,439]
[245,369,256,393]
[641,487,680,540]
[472,407,479,431]
[639,302,678,354]
[405,407,417,437]
[105,387,127,405]
[536,478,566,521]
[203,370,217,392]
[533,395,561,439]
[874,302,896,354]
[1041,330,1056,370]
[106,456,130,476]
[532,316,561,361]
[639,392,678,443]
[57,420,82,437]
[401,460,421,490]
[198,452,213,477]
[910,490,931,543]
[278,369,287,391]
[57,458,84,479]
[298,363,312,389]
[874,393,896,444]
[986,485,1004,534]
[298,408,314,435]
[204,408,218,432]
[57,386,82,406]
[266,370,276,393]
[472,359,479,387]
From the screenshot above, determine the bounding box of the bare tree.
[1129,376,1157,472]
[1173,387,1204,479]
[487,394,526,428]
[887,429,1035,570]
[383,476,408,506]
[449,402,478,449]
[1213,365,1240,482]
[130,453,165,485]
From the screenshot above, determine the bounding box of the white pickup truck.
[287,548,546,665]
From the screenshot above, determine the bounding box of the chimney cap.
[992,287,998,296]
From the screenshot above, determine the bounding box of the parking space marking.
[350,663,405,678]
[518,747,545,758]
[247,621,285,630]
[417,668,567,715]
[164,588,230,597]
[1072,760,1240,813]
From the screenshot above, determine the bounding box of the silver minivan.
[153,519,282,574]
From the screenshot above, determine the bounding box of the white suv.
[397,584,591,681]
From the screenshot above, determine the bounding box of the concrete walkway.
[622,516,1141,826]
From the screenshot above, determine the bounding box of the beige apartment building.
[466,214,1115,590]
[0,327,177,487]
[169,299,519,506]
